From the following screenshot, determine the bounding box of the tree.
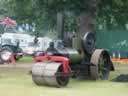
[1,0,128,34]
[97,0,128,29]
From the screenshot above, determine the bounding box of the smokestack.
[57,12,64,39]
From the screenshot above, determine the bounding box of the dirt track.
[0,63,32,68]
[0,63,32,72]
[0,63,128,72]
[114,64,128,74]
[0,63,128,82]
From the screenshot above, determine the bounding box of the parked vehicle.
[0,17,23,62]
[0,43,23,62]
[0,33,33,49]
[23,37,52,56]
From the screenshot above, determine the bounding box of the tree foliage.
[97,0,128,29]
[0,0,128,35]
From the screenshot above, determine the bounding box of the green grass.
[17,56,34,64]
[0,64,128,96]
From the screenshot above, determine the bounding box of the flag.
[3,17,17,27]
[0,16,17,28]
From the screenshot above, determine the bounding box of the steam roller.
[32,32,114,87]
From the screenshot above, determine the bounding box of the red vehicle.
[0,16,23,64]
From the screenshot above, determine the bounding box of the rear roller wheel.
[90,49,111,80]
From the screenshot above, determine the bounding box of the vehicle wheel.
[14,55,21,61]
[0,46,13,62]
[32,62,69,87]
[82,32,96,55]
[90,49,111,80]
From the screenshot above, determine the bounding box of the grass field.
[18,56,34,64]
[0,57,128,96]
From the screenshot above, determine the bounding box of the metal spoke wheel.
[90,49,111,80]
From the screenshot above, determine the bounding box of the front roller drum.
[32,62,69,87]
